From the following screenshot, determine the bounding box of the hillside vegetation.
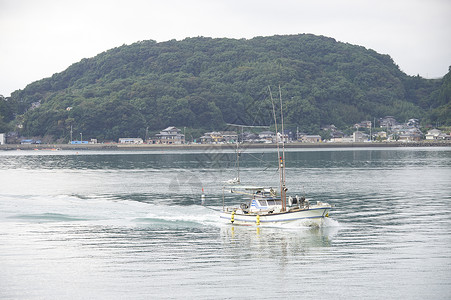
[1,34,449,141]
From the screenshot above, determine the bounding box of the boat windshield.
[253,189,276,199]
[258,199,282,207]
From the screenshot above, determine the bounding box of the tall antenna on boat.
[236,140,240,184]
[268,86,280,159]
[269,85,287,212]
[278,85,287,211]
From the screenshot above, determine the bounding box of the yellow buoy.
[231,211,235,224]
[256,215,260,226]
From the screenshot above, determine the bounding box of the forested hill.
[4,34,449,141]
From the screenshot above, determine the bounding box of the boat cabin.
[239,188,283,213]
[229,187,309,214]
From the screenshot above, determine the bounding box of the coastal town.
[1,116,449,148]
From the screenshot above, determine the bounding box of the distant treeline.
[0,34,450,141]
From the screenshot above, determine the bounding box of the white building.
[119,138,143,144]
[425,129,442,140]
[221,131,238,143]
[353,131,369,142]
[0,133,5,145]
[155,126,185,144]
[200,131,238,144]
[297,133,321,143]
[425,129,450,140]
[259,131,275,143]
[301,135,322,143]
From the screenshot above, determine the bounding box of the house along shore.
[1,140,450,151]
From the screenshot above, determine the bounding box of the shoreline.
[1,141,450,151]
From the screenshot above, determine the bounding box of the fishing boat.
[219,186,332,226]
[219,87,332,226]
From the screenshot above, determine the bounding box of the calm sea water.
[0,147,450,299]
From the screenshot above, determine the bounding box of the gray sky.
[1,0,450,96]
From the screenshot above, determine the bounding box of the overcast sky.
[1,0,450,96]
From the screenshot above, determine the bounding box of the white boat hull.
[220,205,331,226]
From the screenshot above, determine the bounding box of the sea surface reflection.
[0,147,450,299]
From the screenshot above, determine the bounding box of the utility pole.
[370,121,372,142]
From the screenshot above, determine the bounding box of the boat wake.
[140,204,218,227]
[2,192,339,232]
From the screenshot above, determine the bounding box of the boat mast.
[278,86,287,211]
[269,86,286,212]
[236,141,240,183]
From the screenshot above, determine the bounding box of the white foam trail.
[144,204,219,226]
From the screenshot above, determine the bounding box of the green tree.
[7,34,448,140]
